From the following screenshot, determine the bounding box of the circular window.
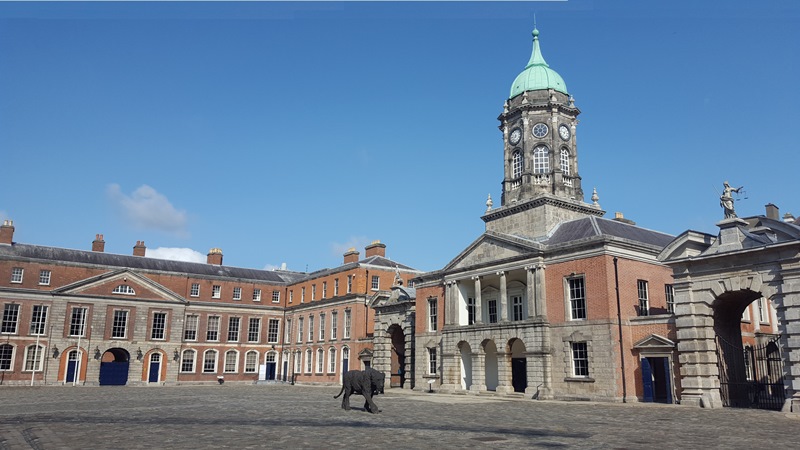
[532,123,549,138]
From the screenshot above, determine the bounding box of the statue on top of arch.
[720,181,743,219]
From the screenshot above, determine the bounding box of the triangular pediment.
[633,334,676,349]
[53,269,186,303]
[444,232,542,272]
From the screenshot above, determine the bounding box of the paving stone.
[0,385,797,449]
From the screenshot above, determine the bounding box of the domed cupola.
[509,28,568,98]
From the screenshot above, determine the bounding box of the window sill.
[564,377,595,383]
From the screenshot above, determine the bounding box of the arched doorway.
[99,348,130,386]
[341,347,350,379]
[282,351,290,382]
[64,349,80,383]
[509,339,527,393]
[714,291,785,410]
[483,340,498,391]
[388,324,405,388]
[458,341,472,391]
[147,352,161,383]
[265,351,277,380]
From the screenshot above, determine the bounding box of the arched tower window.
[511,150,523,179]
[560,148,570,176]
[533,145,550,174]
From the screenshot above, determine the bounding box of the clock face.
[509,128,521,145]
[559,125,571,140]
[532,123,549,138]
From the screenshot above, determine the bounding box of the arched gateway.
[660,213,800,412]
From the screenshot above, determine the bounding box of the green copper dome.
[509,28,568,98]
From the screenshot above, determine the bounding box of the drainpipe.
[613,257,627,403]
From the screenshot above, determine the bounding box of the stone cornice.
[482,195,604,223]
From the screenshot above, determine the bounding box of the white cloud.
[146,247,206,263]
[331,236,371,258]
[107,184,188,236]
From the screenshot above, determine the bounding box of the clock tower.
[483,28,604,239]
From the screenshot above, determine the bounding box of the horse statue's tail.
[333,385,345,399]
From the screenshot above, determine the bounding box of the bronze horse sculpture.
[333,368,386,414]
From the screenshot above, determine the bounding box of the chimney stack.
[343,247,360,264]
[0,220,14,245]
[92,234,105,252]
[765,203,779,220]
[612,212,636,225]
[365,240,386,258]
[133,240,146,257]
[207,248,223,265]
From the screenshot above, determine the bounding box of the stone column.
[535,263,548,318]
[439,349,459,393]
[675,286,724,408]
[499,271,508,322]
[525,266,536,317]
[452,280,460,325]
[776,271,800,413]
[495,351,513,394]
[470,352,487,393]
[473,276,483,324]
[444,281,453,330]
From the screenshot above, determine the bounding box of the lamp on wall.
[52,346,59,358]
[136,348,143,361]
[94,346,101,360]
[173,349,180,361]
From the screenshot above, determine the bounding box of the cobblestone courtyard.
[0,384,797,449]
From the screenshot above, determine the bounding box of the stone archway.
[483,340,499,391]
[660,215,800,412]
[388,324,405,388]
[509,338,527,393]
[99,348,130,386]
[458,341,473,391]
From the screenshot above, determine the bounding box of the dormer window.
[112,285,135,295]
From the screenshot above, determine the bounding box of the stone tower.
[483,28,603,239]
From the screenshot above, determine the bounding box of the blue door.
[342,358,349,374]
[266,363,276,380]
[66,360,77,383]
[641,358,654,402]
[148,353,161,383]
[99,362,129,385]
[282,361,288,382]
[663,357,673,404]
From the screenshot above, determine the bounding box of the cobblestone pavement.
[0,384,797,449]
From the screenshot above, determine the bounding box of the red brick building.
[0,220,420,386]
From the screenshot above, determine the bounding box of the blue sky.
[1,1,798,273]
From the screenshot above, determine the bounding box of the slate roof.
[0,243,418,285]
[545,216,674,249]
[0,243,302,284]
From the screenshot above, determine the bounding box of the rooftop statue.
[720,181,743,219]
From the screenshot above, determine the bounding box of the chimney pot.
[783,212,796,223]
